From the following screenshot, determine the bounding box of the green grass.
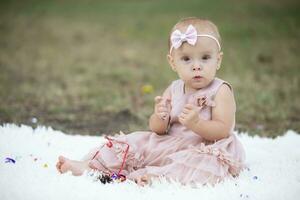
[0,0,299,136]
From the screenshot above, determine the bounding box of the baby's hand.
[154,96,171,121]
[179,104,200,129]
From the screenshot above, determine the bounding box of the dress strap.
[170,79,184,101]
[209,78,233,100]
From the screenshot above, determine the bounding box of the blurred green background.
[0,0,299,137]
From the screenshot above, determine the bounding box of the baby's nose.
[192,65,202,71]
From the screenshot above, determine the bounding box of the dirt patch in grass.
[1,107,144,136]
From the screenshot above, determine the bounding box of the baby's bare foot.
[135,174,154,187]
[56,156,90,176]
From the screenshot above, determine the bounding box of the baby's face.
[169,36,222,91]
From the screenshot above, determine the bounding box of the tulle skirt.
[83,130,246,185]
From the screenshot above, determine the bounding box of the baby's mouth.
[193,75,203,80]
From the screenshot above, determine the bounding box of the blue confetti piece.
[111,173,119,180]
[5,157,16,164]
[253,176,258,180]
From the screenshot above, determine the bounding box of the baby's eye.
[202,54,211,60]
[181,56,190,62]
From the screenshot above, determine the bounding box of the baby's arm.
[149,86,172,135]
[180,84,235,141]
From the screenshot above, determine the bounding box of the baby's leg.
[56,156,91,176]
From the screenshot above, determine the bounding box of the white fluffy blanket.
[0,124,299,200]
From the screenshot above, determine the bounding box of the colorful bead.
[106,141,113,148]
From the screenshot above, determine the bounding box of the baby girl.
[56,17,246,187]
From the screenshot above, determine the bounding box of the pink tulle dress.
[83,78,246,185]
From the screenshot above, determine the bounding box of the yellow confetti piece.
[141,84,154,94]
[43,163,48,168]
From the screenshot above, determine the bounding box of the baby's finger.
[178,115,185,124]
[56,162,62,173]
[184,104,194,109]
[160,110,169,116]
[166,98,171,105]
[158,106,168,113]
[166,99,172,110]
[185,104,199,112]
[158,103,167,108]
[161,111,169,118]
[181,108,190,114]
[179,112,186,119]
[158,113,167,120]
[154,96,163,104]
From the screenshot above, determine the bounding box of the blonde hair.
[168,17,222,50]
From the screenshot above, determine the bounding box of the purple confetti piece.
[5,157,16,164]
[111,173,118,180]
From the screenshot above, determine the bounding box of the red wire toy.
[91,136,129,183]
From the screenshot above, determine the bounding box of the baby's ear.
[217,52,223,70]
[167,54,177,72]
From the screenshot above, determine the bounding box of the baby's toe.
[58,155,67,163]
[135,175,150,187]
[56,161,62,172]
[60,161,71,174]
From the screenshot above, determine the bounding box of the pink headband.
[169,24,221,54]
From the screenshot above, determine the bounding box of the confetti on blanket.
[0,124,299,200]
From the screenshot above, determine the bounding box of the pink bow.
[170,25,198,49]
[187,94,216,111]
[196,95,216,108]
